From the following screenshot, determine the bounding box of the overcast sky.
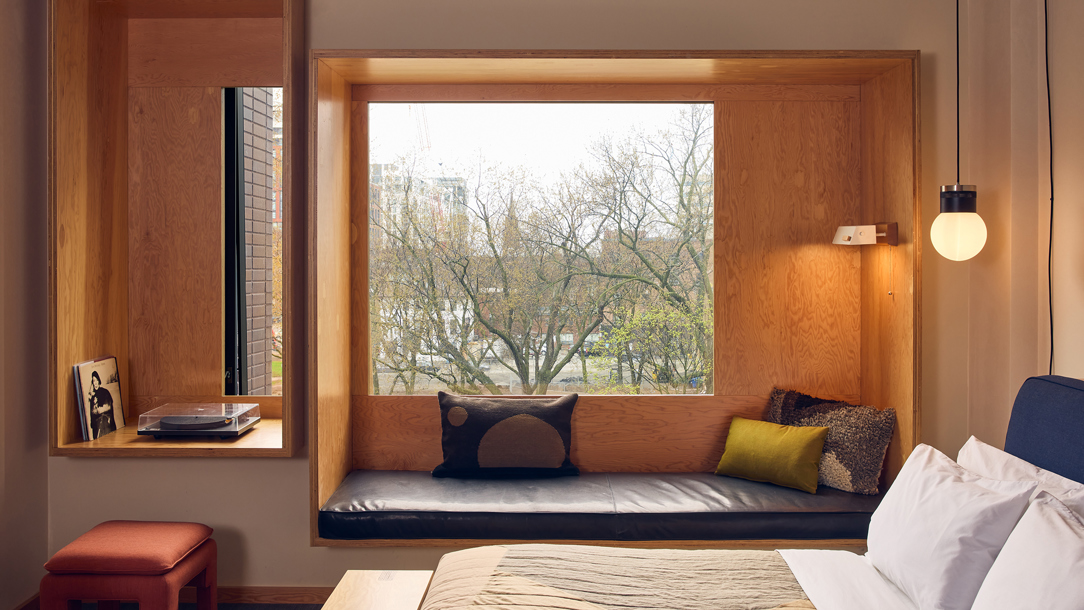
[369,103,706,183]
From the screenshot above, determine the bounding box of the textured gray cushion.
[768,388,895,495]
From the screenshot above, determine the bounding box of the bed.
[417,375,1084,610]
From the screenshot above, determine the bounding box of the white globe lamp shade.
[933,184,986,261]
[931,212,987,261]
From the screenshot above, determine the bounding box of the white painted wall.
[0,0,50,605]
[2,0,1078,591]
[1047,0,1084,379]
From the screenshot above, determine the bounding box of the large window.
[368,103,713,396]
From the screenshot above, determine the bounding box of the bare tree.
[368,104,714,395]
[585,105,715,392]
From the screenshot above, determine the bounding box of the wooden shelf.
[48,0,306,457]
[55,419,286,457]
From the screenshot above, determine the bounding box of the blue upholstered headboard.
[1004,375,1084,484]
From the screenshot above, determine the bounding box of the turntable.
[137,403,261,439]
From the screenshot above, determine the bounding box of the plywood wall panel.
[352,83,862,102]
[318,53,911,85]
[127,87,223,399]
[860,61,919,482]
[128,18,283,87]
[351,393,860,472]
[310,61,353,522]
[121,0,283,19]
[51,0,130,446]
[348,101,370,395]
[714,100,862,398]
[281,0,307,454]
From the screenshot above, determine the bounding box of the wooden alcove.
[309,50,921,545]
[48,0,306,457]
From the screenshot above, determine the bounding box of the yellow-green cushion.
[714,416,829,494]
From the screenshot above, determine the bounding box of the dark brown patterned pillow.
[768,388,896,495]
[433,392,579,478]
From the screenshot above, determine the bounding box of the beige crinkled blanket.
[420,544,814,610]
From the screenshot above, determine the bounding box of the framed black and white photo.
[73,356,125,440]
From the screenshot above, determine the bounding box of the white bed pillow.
[866,444,1036,610]
[957,435,1084,514]
[971,492,1084,610]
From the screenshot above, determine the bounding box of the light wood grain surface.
[310,59,355,538]
[317,51,912,86]
[310,50,919,517]
[352,394,859,472]
[860,61,919,483]
[280,0,307,457]
[352,84,861,102]
[128,18,283,87]
[349,101,370,396]
[323,571,433,610]
[128,86,224,399]
[714,100,862,397]
[51,0,305,457]
[50,1,305,456]
[118,0,283,19]
[51,0,130,448]
[54,418,285,457]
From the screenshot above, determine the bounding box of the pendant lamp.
[933,0,987,261]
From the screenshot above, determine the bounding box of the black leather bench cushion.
[319,470,881,541]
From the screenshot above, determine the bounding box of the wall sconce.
[832,222,898,246]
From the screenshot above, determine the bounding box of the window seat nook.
[308,50,921,548]
[318,471,881,542]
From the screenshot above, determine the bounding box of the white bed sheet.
[779,549,916,610]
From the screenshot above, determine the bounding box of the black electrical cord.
[1045,0,1054,375]
[956,0,961,185]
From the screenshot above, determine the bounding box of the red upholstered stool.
[40,521,217,610]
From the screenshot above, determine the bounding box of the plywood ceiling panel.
[317,51,913,86]
[128,18,283,87]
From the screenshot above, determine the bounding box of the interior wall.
[1048,0,1084,380]
[19,0,1076,589]
[960,0,1037,449]
[859,62,918,481]
[0,0,49,604]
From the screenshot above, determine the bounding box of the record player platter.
[159,415,234,430]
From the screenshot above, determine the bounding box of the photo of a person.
[88,370,116,438]
[75,356,125,440]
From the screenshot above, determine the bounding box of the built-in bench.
[318,471,880,541]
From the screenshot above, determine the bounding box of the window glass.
[369,103,713,395]
[226,87,283,396]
